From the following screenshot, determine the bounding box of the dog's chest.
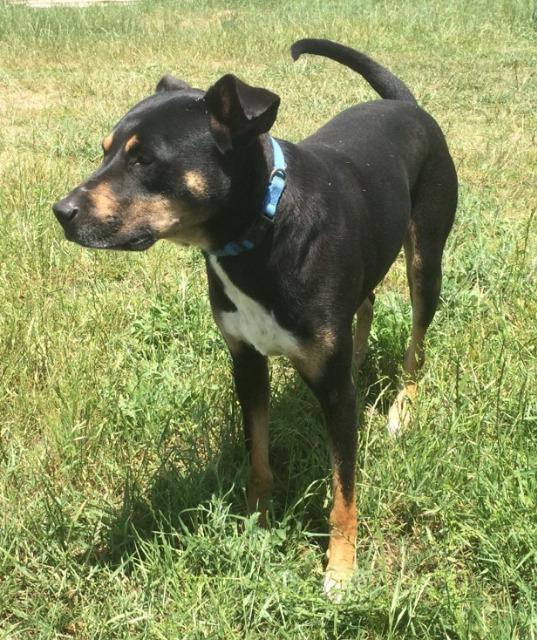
[209,257,299,357]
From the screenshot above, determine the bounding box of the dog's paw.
[387,383,416,437]
[323,565,354,602]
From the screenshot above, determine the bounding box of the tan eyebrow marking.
[184,170,208,197]
[102,132,114,153]
[125,134,139,153]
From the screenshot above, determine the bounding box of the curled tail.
[291,38,417,105]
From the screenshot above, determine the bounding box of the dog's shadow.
[88,318,406,567]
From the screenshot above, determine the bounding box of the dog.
[53,39,457,597]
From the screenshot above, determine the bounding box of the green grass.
[1,0,536,637]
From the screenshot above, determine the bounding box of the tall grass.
[0,1,536,637]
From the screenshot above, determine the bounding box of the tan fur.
[90,184,184,246]
[125,134,139,153]
[167,226,210,249]
[387,322,426,436]
[88,184,209,247]
[212,327,272,527]
[129,194,212,247]
[324,463,357,597]
[354,297,374,367]
[126,196,179,234]
[184,170,208,198]
[101,132,114,153]
[292,327,337,383]
[90,183,118,220]
[387,381,417,436]
[403,325,427,376]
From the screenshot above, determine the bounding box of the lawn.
[0,0,536,637]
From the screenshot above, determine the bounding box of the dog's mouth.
[64,227,156,252]
[115,234,156,251]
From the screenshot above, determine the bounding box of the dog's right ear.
[155,74,192,93]
[204,74,280,153]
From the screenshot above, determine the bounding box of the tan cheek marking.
[125,195,210,249]
[102,132,114,153]
[184,170,208,198]
[125,134,139,153]
[90,183,118,219]
[124,196,178,233]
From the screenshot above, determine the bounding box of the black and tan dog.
[53,39,457,597]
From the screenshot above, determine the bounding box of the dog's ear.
[204,74,280,153]
[156,74,192,93]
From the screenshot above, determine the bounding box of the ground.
[0,1,536,638]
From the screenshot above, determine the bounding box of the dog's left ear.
[204,74,280,153]
[156,74,192,93]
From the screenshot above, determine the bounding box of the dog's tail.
[290,39,417,105]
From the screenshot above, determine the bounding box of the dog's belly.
[210,257,299,357]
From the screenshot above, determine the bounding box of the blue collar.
[207,137,287,257]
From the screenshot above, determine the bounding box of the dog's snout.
[53,198,79,224]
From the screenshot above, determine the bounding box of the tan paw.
[323,564,354,602]
[387,383,416,437]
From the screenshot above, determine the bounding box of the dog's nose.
[53,198,79,223]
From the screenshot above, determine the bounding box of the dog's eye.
[131,153,154,167]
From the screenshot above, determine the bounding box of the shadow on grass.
[80,318,406,568]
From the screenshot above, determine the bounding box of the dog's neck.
[201,134,277,255]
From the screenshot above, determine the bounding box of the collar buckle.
[269,167,286,182]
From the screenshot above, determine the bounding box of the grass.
[0,0,536,637]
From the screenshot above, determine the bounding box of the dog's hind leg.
[353,292,375,368]
[388,154,457,436]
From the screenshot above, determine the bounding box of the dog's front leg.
[320,371,358,599]
[229,341,272,527]
[293,332,358,598]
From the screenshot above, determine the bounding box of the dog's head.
[53,74,280,251]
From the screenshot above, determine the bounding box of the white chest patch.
[210,256,300,357]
